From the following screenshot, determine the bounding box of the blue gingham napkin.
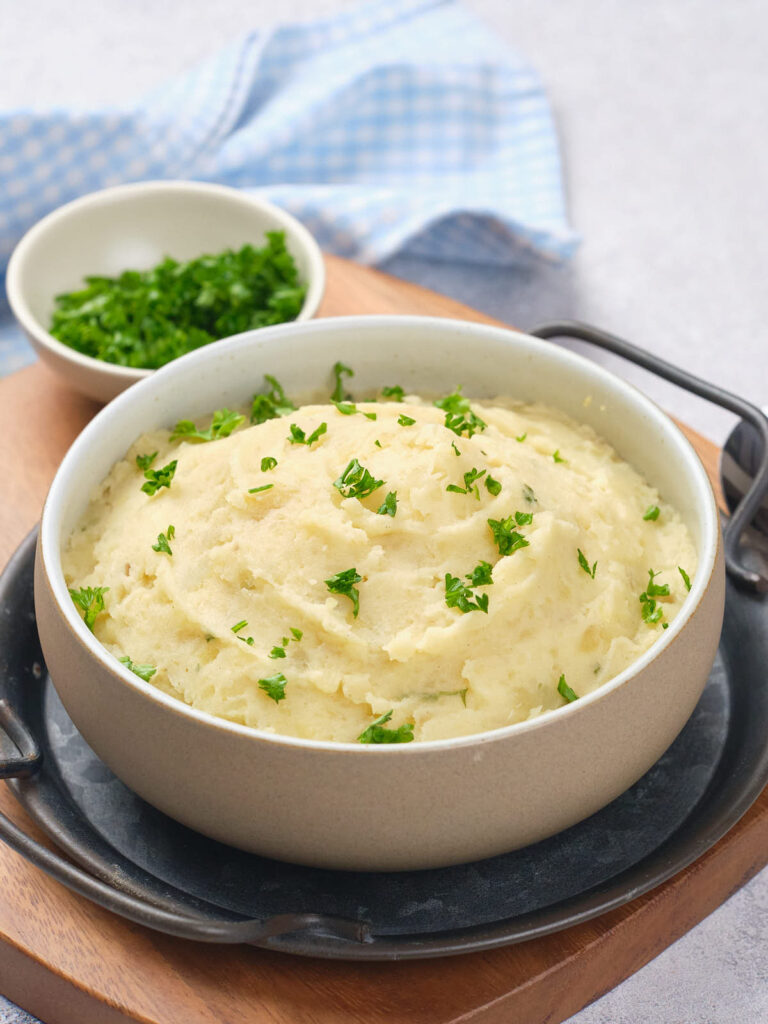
[0,0,576,375]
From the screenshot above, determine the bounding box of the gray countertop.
[0,1,766,1021]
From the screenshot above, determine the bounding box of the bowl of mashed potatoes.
[35,316,724,871]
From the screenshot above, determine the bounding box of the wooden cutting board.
[0,254,765,1024]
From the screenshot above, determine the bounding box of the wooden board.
[0,253,764,1024]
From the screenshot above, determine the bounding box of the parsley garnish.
[451,441,461,457]
[553,450,567,463]
[333,458,384,499]
[269,646,287,659]
[247,483,274,494]
[435,388,487,438]
[516,432,527,442]
[358,710,414,744]
[639,569,671,627]
[69,586,109,631]
[119,656,156,682]
[485,475,502,496]
[325,568,363,618]
[135,451,157,471]
[679,566,692,592]
[251,374,296,424]
[577,548,597,578]
[377,491,398,517]
[331,361,354,402]
[557,674,579,703]
[258,673,287,703]
[643,505,661,521]
[381,385,404,402]
[231,620,248,633]
[170,408,244,443]
[48,237,306,369]
[288,422,327,446]
[444,565,492,614]
[290,627,303,640]
[374,439,382,448]
[447,467,486,499]
[331,399,376,420]
[268,628,303,659]
[488,511,532,556]
[141,459,177,495]
[152,524,175,556]
[261,456,278,471]
[523,484,537,504]
[397,414,416,426]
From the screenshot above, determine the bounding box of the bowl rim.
[39,314,721,754]
[5,179,326,382]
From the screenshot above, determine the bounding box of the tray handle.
[0,708,370,947]
[530,320,768,593]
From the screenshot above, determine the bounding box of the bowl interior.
[12,183,323,332]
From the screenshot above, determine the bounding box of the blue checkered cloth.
[0,0,576,376]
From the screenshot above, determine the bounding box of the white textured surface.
[0,1,766,1022]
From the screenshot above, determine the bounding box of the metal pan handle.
[530,320,768,593]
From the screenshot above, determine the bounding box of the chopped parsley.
[446,467,486,499]
[290,627,303,640]
[397,414,416,427]
[451,441,461,457]
[374,439,382,448]
[424,688,469,706]
[69,586,109,631]
[135,451,157,471]
[333,458,384,499]
[679,566,692,592]
[248,483,274,494]
[643,505,661,521]
[358,710,414,744]
[381,385,404,402]
[251,374,296,424]
[231,620,248,633]
[269,628,303,659]
[577,548,597,578]
[639,569,671,627]
[444,565,492,614]
[261,456,278,471]
[269,645,287,659]
[488,511,533,556]
[258,673,287,703]
[485,475,502,496]
[377,491,398,517]
[325,568,363,618]
[557,674,579,703]
[553,450,567,464]
[152,524,175,556]
[141,459,177,495]
[48,237,306,369]
[119,656,156,682]
[332,399,377,420]
[288,421,327,446]
[435,388,487,438]
[331,361,354,402]
[516,432,527,443]
[170,408,244,443]
[523,484,537,505]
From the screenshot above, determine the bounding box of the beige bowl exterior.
[35,315,725,871]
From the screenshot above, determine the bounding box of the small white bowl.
[6,181,325,404]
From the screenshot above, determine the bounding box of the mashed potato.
[63,388,697,743]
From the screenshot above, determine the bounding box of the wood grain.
[0,254,763,1024]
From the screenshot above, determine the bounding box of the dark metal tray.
[0,320,766,960]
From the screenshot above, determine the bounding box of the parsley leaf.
[643,505,661,521]
[451,441,461,457]
[358,710,415,744]
[516,432,527,442]
[577,548,597,578]
[141,459,177,495]
[377,491,398,517]
[119,656,156,682]
[467,560,494,586]
[325,568,363,617]
[290,627,303,640]
[288,421,327,446]
[435,388,487,438]
[488,512,532,556]
[231,620,248,633]
[444,567,491,614]
[485,475,502,496]
[251,374,296,424]
[69,586,109,631]
[679,566,692,592]
[152,524,175,556]
[333,458,384,499]
[446,467,486,499]
[261,456,277,471]
[248,483,274,494]
[332,399,376,420]
[331,361,354,402]
[639,570,670,627]
[135,451,157,471]
[523,484,537,505]
[269,646,287,659]
[170,408,244,443]
[381,385,404,402]
[397,414,416,426]
[553,450,567,463]
[557,674,579,703]
[258,673,287,703]
[646,569,670,597]
[374,439,382,448]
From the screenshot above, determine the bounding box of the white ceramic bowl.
[34,316,725,871]
[6,181,325,404]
